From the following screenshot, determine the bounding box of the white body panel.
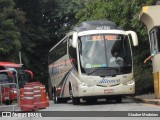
[62,72,135,98]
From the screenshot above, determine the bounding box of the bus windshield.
[6,67,27,88]
[79,34,132,76]
[0,73,9,84]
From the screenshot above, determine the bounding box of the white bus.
[48,20,138,105]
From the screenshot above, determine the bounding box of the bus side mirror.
[24,70,34,82]
[72,32,78,48]
[126,31,138,46]
[7,68,17,75]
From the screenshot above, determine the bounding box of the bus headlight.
[80,82,93,87]
[13,90,17,93]
[123,80,134,85]
[10,89,17,93]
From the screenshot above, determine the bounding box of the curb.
[128,96,160,105]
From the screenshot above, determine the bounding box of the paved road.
[41,97,160,111]
[1,97,160,120]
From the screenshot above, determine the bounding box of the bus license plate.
[104,89,114,94]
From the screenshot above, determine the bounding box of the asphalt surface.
[0,93,160,120]
[130,93,160,105]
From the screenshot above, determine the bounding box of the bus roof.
[0,62,22,68]
[73,20,122,32]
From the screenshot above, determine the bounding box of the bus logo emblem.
[99,78,120,84]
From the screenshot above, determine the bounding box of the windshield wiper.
[87,67,103,75]
[87,67,118,77]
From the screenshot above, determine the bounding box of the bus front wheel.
[72,97,80,105]
[69,86,80,105]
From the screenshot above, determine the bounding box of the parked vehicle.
[0,70,18,105]
[0,62,34,88]
[0,62,34,105]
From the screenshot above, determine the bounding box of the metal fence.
[0,83,20,111]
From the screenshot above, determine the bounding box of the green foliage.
[0,0,26,61]
[14,0,50,82]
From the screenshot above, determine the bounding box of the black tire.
[72,97,80,105]
[53,88,59,104]
[69,87,80,105]
[3,100,13,105]
[48,78,53,100]
[116,97,122,103]
[59,98,68,103]
[53,88,68,104]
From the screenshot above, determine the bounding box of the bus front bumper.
[75,81,135,97]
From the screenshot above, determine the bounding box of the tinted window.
[0,73,9,83]
[49,38,67,64]
[69,36,78,70]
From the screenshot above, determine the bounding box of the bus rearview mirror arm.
[72,32,78,48]
[126,31,138,46]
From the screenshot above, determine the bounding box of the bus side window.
[69,36,78,71]
[0,73,9,83]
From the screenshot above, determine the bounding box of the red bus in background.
[0,62,34,88]
[0,70,17,105]
[0,62,34,105]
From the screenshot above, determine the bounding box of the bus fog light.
[80,83,89,87]
[13,90,17,93]
[10,89,17,93]
[123,81,134,85]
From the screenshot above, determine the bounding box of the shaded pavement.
[130,93,160,105]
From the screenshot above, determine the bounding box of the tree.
[15,0,50,82]
[14,0,85,90]
[0,0,26,61]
